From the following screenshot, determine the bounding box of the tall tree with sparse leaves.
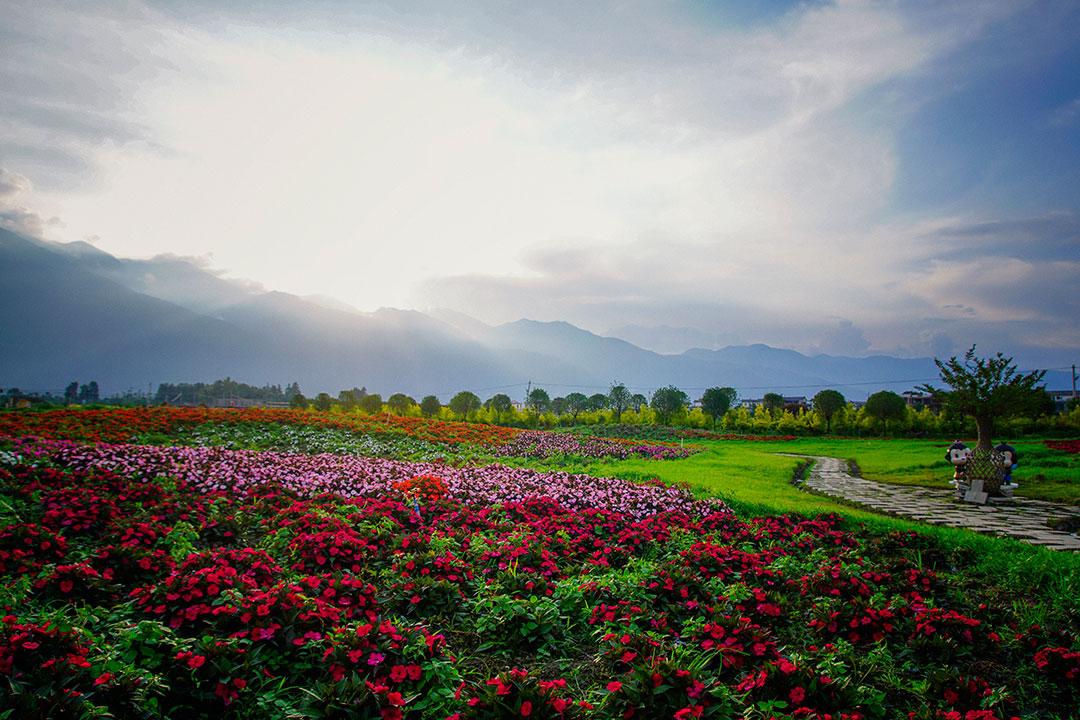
[608,383,631,422]
[919,346,1046,450]
[565,393,589,421]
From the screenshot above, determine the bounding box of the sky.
[1,0,1078,367]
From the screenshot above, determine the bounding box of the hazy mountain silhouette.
[5,227,1058,400]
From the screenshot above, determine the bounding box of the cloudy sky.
[2,0,1078,365]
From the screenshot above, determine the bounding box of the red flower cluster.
[1044,439,1080,454]
[392,474,449,504]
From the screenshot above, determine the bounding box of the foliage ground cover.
[2,442,1078,720]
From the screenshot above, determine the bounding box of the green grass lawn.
[689,436,1080,505]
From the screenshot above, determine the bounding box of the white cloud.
[2,0,1074,364]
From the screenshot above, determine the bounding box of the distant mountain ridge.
[2,228,1066,399]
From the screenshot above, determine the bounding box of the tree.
[588,393,609,412]
[550,397,568,416]
[812,389,846,434]
[289,393,309,409]
[486,393,513,414]
[630,393,648,412]
[526,387,550,413]
[387,393,416,415]
[864,390,907,436]
[565,392,589,421]
[420,395,442,418]
[359,393,383,414]
[314,392,333,411]
[762,393,784,415]
[919,346,1047,450]
[449,391,481,419]
[284,382,303,401]
[64,381,79,405]
[608,383,631,422]
[338,387,366,410]
[78,381,100,404]
[650,385,689,425]
[700,387,738,429]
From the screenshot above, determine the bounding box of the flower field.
[0,408,695,463]
[0,410,1078,719]
[1045,440,1080,455]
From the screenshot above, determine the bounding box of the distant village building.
[1048,390,1077,413]
[736,397,809,413]
[783,396,810,413]
[901,390,938,411]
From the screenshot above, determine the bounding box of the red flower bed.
[0,406,521,446]
[0,440,1075,718]
[1044,439,1080,454]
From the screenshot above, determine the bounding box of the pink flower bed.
[12,438,720,520]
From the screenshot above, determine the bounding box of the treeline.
[154,379,302,405]
[287,383,1080,439]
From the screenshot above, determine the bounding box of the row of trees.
[283,350,1068,445]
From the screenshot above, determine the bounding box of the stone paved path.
[791,455,1080,551]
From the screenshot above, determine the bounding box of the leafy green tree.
[919,346,1047,450]
[812,389,846,434]
[289,393,308,409]
[284,382,303,402]
[359,393,383,414]
[700,387,738,429]
[565,392,589,421]
[650,385,689,425]
[64,381,79,405]
[526,388,550,413]
[420,395,442,418]
[550,397,568,416]
[78,382,100,404]
[449,391,482,419]
[864,390,907,436]
[338,387,366,410]
[387,393,416,415]
[314,392,333,411]
[588,393,609,412]
[630,393,648,412]
[762,393,784,415]
[608,383,631,422]
[485,394,514,413]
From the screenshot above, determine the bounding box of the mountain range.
[1,228,1067,400]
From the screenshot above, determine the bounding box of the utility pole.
[525,380,531,409]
